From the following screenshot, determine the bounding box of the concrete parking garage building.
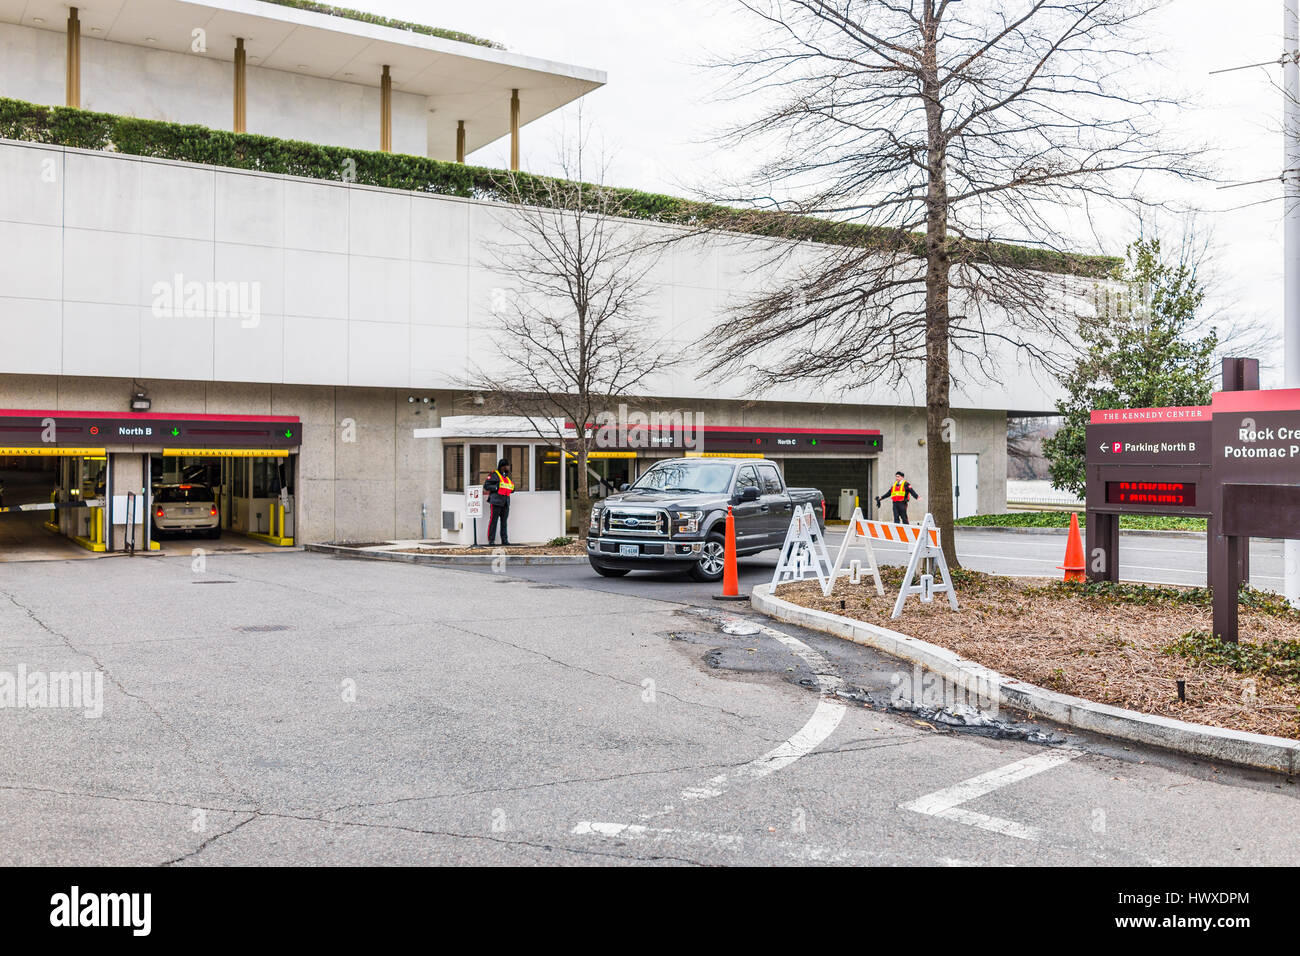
[0,0,1080,553]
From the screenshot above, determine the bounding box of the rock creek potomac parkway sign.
[1086,387,1300,643]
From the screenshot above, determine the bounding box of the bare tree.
[700,0,1207,563]
[467,130,675,539]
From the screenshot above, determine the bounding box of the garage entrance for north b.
[149,450,297,549]
[0,410,301,559]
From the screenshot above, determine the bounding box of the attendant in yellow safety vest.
[875,470,919,524]
[483,458,515,546]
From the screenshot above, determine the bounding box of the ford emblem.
[625,517,640,527]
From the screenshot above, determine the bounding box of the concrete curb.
[750,583,1299,774]
[304,543,589,566]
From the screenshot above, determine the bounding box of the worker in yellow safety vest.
[875,470,919,524]
[483,458,515,546]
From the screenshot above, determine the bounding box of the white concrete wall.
[0,21,428,156]
[0,137,1066,414]
[441,490,563,545]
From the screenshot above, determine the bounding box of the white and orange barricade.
[889,512,958,619]
[846,509,940,549]
[824,507,886,597]
[828,508,958,618]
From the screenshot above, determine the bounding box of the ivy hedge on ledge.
[0,97,1117,278]
[256,0,503,49]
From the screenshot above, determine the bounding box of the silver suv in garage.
[152,483,221,539]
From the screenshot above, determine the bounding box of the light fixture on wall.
[472,393,485,406]
[130,389,151,412]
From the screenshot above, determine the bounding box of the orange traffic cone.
[1059,512,1086,583]
[713,505,746,601]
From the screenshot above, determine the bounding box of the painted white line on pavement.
[573,820,744,849]
[901,748,1082,842]
[633,613,847,819]
[679,693,847,801]
[677,617,846,803]
[572,821,974,865]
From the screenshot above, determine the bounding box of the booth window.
[470,445,498,486]
[443,445,464,493]
[504,445,530,492]
[537,446,562,491]
[252,458,280,498]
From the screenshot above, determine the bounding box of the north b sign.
[0,409,301,450]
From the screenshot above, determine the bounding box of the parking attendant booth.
[417,417,573,546]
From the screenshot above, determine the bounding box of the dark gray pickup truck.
[586,457,825,581]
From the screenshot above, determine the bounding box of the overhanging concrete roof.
[416,416,574,441]
[1,0,605,155]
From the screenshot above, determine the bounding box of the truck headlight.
[674,510,702,534]
[589,507,603,532]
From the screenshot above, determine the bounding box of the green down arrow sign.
[169,427,180,437]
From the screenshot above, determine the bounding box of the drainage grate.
[235,624,295,633]
[192,580,235,585]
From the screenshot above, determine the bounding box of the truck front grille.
[602,508,669,537]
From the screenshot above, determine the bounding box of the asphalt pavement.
[0,546,1295,866]
[481,526,1280,602]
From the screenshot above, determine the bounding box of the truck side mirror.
[619,483,630,492]
[737,485,760,503]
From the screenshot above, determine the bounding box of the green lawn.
[955,512,1206,531]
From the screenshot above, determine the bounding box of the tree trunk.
[574,441,593,541]
[921,7,960,567]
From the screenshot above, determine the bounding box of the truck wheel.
[689,533,726,582]
[589,559,630,578]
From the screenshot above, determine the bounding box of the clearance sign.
[163,449,290,458]
[0,447,105,457]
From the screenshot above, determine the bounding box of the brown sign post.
[1083,360,1300,643]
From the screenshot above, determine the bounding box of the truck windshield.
[632,461,735,494]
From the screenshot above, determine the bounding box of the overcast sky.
[379,0,1288,382]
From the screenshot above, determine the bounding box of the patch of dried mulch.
[775,569,1300,740]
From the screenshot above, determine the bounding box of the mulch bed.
[775,569,1300,740]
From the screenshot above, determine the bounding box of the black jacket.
[483,471,511,506]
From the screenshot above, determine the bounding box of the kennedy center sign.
[1085,387,1300,642]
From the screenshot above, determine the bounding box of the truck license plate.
[619,544,639,556]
